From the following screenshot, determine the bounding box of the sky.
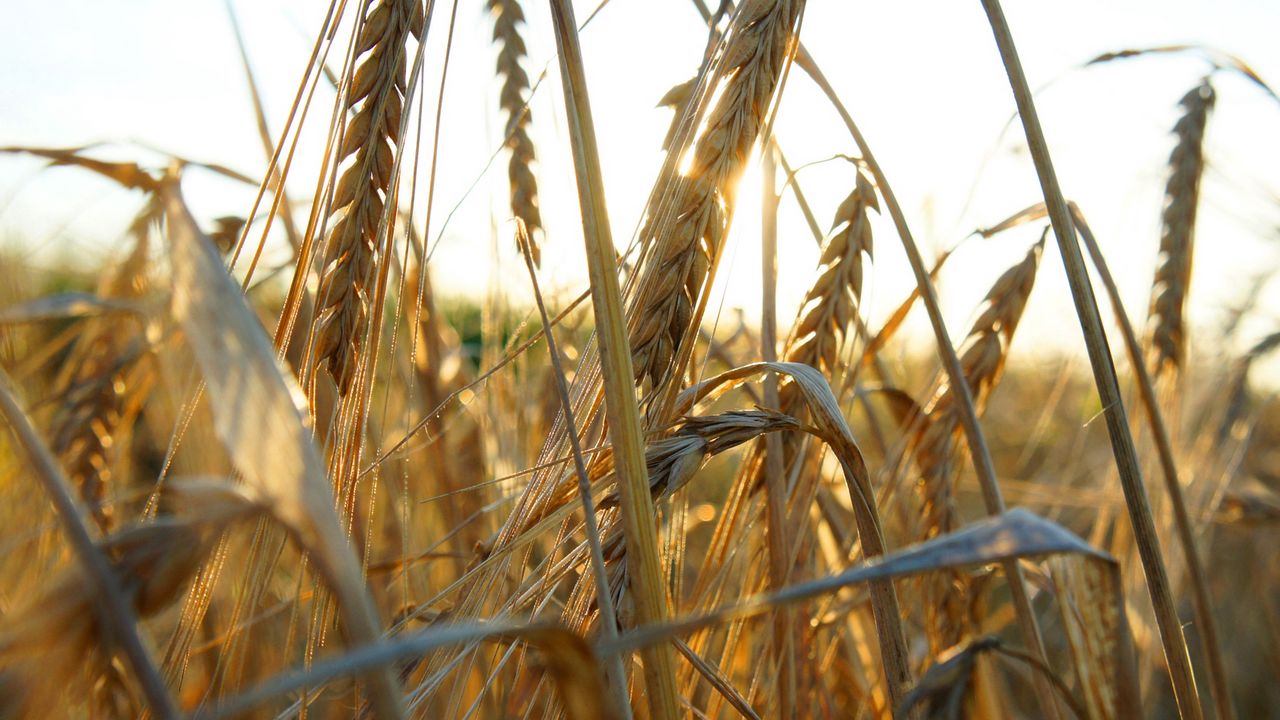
[1,0,1278,374]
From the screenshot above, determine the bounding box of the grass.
[0,1,1277,718]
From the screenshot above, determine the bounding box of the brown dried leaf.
[1047,555,1141,720]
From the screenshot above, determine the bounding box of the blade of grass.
[545,2,680,717]
[160,175,404,719]
[0,293,145,325]
[1072,204,1232,720]
[516,225,632,719]
[197,623,604,720]
[602,510,1129,686]
[977,3,1203,717]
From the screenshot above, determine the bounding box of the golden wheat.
[313,0,424,394]
[2,6,1276,719]
[628,0,806,398]
[488,0,543,267]
[1148,79,1215,381]
[786,168,877,376]
[915,238,1044,650]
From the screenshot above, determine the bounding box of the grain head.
[1148,79,1215,381]
[313,0,424,394]
[489,0,543,266]
[628,0,806,399]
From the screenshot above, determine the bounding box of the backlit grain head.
[489,0,543,266]
[786,168,878,376]
[628,0,806,401]
[1148,79,1215,381]
[313,0,424,394]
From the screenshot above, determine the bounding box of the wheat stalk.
[313,0,423,394]
[759,146,795,718]
[1148,79,1215,382]
[547,1,680,713]
[488,0,543,266]
[980,2,1204,714]
[1074,202,1235,720]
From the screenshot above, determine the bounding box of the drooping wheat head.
[312,0,424,394]
[1148,79,1215,381]
[0,483,258,717]
[582,409,800,631]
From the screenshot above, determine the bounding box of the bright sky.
[2,0,1279,370]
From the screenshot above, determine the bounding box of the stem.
[794,47,1061,720]
[978,3,1202,717]
[546,2,681,717]
[1073,206,1232,719]
[516,228,633,719]
[759,150,797,718]
[0,369,179,720]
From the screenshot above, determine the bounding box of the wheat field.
[0,1,1278,718]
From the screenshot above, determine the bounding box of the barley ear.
[313,0,423,394]
[489,0,543,266]
[628,0,806,400]
[1148,79,1215,381]
[786,168,878,376]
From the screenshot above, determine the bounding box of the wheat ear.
[916,239,1043,651]
[313,0,423,394]
[1148,79,1215,381]
[488,0,543,266]
[629,0,805,396]
[918,238,1043,533]
[786,168,877,376]
[50,216,153,533]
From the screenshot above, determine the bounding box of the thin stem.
[793,47,1062,720]
[759,149,797,718]
[0,369,179,720]
[515,227,633,720]
[773,146,824,243]
[977,2,1202,717]
[1073,205,1233,720]
[223,0,302,252]
[546,1,681,717]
